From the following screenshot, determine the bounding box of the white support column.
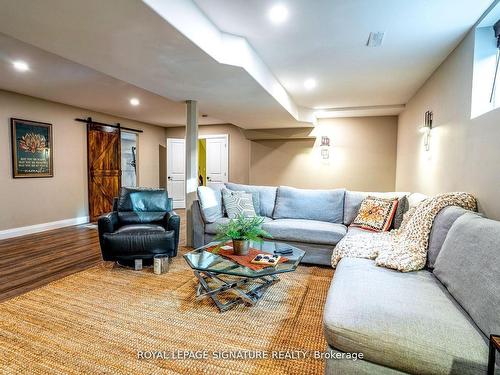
[185,100,198,247]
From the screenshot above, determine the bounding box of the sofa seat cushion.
[205,217,273,235]
[102,228,174,257]
[262,219,347,245]
[346,226,373,236]
[323,258,490,375]
[115,224,165,234]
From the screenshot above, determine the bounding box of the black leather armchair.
[97,187,180,265]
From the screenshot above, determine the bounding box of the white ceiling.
[478,0,500,27]
[0,33,222,126]
[0,0,494,129]
[195,0,493,109]
[0,0,306,129]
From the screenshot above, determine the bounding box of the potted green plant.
[214,214,271,255]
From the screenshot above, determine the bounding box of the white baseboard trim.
[0,216,90,240]
[173,201,186,209]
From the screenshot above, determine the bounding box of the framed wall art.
[11,118,53,178]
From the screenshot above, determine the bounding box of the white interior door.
[167,138,185,209]
[205,136,228,187]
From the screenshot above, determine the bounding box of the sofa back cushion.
[408,192,429,208]
[225,182,277,217]
[117,187,170,224]
[273,186,345,223]
[433,213,500,338]
[343,191,409,225]
[197,184,225,223]
[427,206,470,269]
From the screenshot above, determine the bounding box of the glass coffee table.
[184,240,305,312]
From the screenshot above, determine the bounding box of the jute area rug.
[0,248,333,375]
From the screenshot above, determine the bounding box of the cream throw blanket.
[331,192,477,272]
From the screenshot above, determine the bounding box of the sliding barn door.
[87,123,121,222]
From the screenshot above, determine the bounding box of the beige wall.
[250,116,398,191]
[0,90,166,231]
[164,124,251,184]
[396,29,500,219]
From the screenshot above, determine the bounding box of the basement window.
[472,5,500,118]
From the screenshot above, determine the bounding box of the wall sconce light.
[320,136,330,159]
[420,110,433,151]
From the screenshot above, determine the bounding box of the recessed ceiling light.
[304,78,317,90]
[12,60,29,72]
[129,98,140,106]
[268,4,288,24]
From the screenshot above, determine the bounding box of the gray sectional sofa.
[325,209,500,374]
[193,183,499,374]
[192,183,413,265]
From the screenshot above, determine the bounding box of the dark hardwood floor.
[0,209,186,303]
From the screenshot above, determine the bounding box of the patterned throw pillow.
[351,196,399,232]
[244,191,261,216]
[392,195,409,229]
[222,189,257,219]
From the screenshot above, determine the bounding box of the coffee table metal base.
[193,271,279,312]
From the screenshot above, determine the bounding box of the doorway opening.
[87,122,121,222]
[167,134,228,208]
[198,139,207,186]
[121,131,138,187]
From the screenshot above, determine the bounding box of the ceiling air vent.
[366,32,385,47]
